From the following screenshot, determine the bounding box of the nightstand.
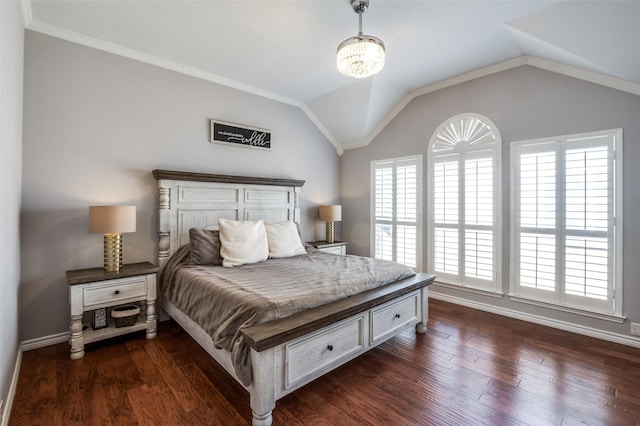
[307,240,347,255]
[66,261,159,360]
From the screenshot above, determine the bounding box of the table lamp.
[319,205,342,244]
[89,205,136,272]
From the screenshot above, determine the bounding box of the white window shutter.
[372,156,422,269]
[428,114,501,293]
[511,129,621,316]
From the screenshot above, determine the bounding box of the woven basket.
[111,305,141,328]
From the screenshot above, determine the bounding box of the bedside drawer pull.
[395,313,401,319]
[114,290,120,295]
[327,345,334,351]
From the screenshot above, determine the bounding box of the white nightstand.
[307,240,347,255]
[66,261,159,360]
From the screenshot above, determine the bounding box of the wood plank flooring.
[10,299,640,425]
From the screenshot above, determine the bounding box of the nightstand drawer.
[84,276,147,307]
[306,241,347,255]
[319,245,346,255]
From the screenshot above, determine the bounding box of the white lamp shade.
[89,206,136,234]
[318,205,342,222]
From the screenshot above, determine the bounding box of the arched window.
[427,114,502,293]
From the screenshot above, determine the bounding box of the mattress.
[161,246,415,385]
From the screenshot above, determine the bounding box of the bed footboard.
[242,273,435,426]
[167,273,434,426]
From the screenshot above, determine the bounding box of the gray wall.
[341,65,640,337]
[20,31,340,341]
[0,0,24,413]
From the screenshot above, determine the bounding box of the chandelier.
[337,0,385,78]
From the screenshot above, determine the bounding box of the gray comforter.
[161,246,415,386]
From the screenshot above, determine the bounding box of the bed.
[153,169,436,426]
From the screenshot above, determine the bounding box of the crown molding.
[347,55,640,151]
[412,57,529,99]
[524,56,640,97]
[299,104,343,156]
[351,58,528,149]
[25,17,347,155]
[20,0,32,28]
[353,93,414,149]
[25,20,302,108]
[22,7,640,155]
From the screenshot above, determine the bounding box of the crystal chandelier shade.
[337,0,385,79]
[337,35,385,78]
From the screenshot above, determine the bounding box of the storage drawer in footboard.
[284,314,366,389]
[370,291,419,345]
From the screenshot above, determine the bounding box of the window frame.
[509,128,623,318]
[370,155,423,271]
[427,113,502,294]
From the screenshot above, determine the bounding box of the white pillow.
[218,219,269,267]
[264,221,307,258]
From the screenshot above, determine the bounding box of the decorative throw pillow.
[188,228,223,266]
[218,218,269,267]
[264,221,307,258]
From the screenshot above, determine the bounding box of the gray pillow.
[189,228,223,266]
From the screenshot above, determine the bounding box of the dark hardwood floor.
[10,299,640,425]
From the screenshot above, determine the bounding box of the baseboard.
[1,348,22,426]
[20,331,69,352]
[429,291,640,349]
[0,332,69,425]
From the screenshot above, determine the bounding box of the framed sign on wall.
[210,120,271,150]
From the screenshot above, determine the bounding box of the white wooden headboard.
[153,170,305,270]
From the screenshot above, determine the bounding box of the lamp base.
[103,233,123,272]
[325,221,336,244]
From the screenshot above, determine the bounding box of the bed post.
[294,186,301,224]
[157,179,172,321]
[415,286,428,334]
[157,180,171,271]
[249,348,276,426]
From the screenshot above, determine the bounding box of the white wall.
[341,65,640,338]
[0,0,24,414]
[20,31,340,341]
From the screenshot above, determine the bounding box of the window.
[510,129,623,316]
[427,114,502,293]
[371,156,422,269]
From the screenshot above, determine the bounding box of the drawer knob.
[327,345,334,351]
[114,290,120,295]
[395,313,401,319]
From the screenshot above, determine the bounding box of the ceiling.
[25,1,640,154]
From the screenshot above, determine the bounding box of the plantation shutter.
[464,157,494,281]
[518,148,557,294]
[511,130,620,315]
[428,114,501,293]
[564,144,610,302]
[396,161,418,266]
[372,157,421,269]
[374,163,394,261]
[433,158,459,275]
[432,155,495,284]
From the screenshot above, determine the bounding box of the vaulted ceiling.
[25,1,640,153]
